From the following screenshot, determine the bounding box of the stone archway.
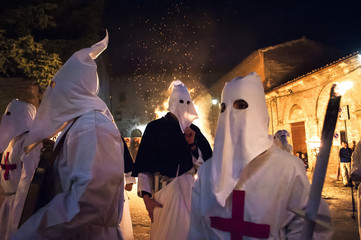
[289,104,307,155]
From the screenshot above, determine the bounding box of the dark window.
[115,111,122,121]
[340,130,346,144]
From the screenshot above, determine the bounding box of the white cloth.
[210,72,273,207]
[0,134,28,240]
[0,99,36,153]
[0,99,36,240]
[137,148,203,194]
[12,110,125,240]
[167,80,198,133]
[151,173,195,240]
[7,145,41,239]
[189,145,333,240]
[23,32,109,153]
[119,173,135,240]
[119,191,133,240]
[274,130,293,153]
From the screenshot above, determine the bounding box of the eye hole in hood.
[233,99,248,110]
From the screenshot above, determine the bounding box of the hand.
[143,195,163,222]
[124,183,133,191]
[184,127,195,145]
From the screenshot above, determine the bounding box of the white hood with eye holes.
[23,32,109,153]
[167,80,198,132]
[210,72,273,207]
[0,99,36,153]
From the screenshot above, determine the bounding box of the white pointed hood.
[210,72,273,206]
[167,80,198,132]
[23,31,109,153]
[0,99,36,153]
[274,129,290,148]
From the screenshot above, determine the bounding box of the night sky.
[103,0,361,93]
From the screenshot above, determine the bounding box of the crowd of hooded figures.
[0,32,343,240]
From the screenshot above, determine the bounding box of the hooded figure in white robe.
[274,129,293,154]
[188,72,332,239]
[119,137,136,240]
[0,99,36,240]
[11,32,125,240]
[132,80,212,240]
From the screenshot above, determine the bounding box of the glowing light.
[306,136,321,155]
[212,99,218,105]
[358,54,361,62]
[194,173,198,180]
[335,81,353,96]
[154,100,169,119]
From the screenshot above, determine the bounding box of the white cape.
[11,110,124,240]
[7,145,41,239]
[0,134,27,240]
[189,145,333,240]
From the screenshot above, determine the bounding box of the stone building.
[0,78,40,113]
[266,52,361,178]
[203,37,361,179]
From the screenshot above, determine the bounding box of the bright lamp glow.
[335,81,353,96]
[212,99,218,105]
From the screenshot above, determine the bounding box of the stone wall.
[0,78,39,114]
[266,53,361,180]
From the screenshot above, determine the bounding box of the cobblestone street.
[0,174,359,239]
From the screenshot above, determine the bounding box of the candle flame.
[335,81,353,96]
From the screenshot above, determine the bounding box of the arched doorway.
[289,104,307,155]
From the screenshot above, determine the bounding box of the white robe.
[137,149,204,240]
[11,110,125,240]
[7,145,41,239]
[0,134,27,240]
[189,145,332,240]
[119,173,136,240]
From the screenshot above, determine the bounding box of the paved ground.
[1,174,359,239]
[319,174,359,240]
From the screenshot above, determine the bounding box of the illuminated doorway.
[291,121,307,155]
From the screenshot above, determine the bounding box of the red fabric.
[210,190,270,239]
[1,152,17,180]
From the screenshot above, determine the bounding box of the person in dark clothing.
[301,153,308,170]
[340,141,352,186]
[132,80,212,239]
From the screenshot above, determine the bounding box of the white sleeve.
[125,172,136,184]
[137,172,153,196]
[192,147,204,167]
[286,173,333,240]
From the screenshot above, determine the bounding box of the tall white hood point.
[0,99,36,153]
[23,31,109,153]
[167,80,198,132]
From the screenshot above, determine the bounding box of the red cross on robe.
[1,152,17,180]
[210,190,270,239]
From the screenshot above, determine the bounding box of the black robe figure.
[132,112,212,180]
[132,80,212,239]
